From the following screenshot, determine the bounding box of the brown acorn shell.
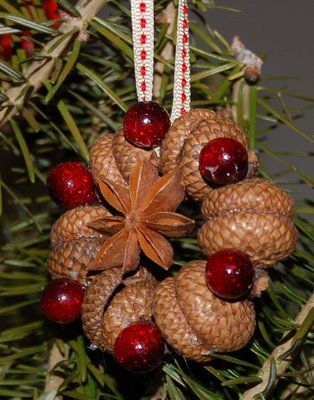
[48,238,104,285]
[160,109,216,175]
[153,260,256,361]
[51,206,111,246]
[90,134,126,187]
[198,212,297,267]
[81,266,157,351]
[113,128,159,181]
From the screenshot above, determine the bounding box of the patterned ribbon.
[130,0,190,122]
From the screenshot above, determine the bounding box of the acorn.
[198,178,298,267]
[160,109,259,201]
[153,260,256,361]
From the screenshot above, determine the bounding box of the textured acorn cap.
[82,267,122,351]
[198,212,298,266]
[113,128,159,181]
[48,238,104,285]
[153,260,256,361]
[102,280,156,352]
[90,133,127,187]
[180,117,258,201]
[201,178,295,220]
[153,277,211,362]
[160,109,216,175]
[51,206,111,246]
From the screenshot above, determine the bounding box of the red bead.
[141,50,147,60]
[183,19,189,29]
[199,137,248,185]
[180,108,186,115]
[182,64,187,73]
[183,34,188,43]
[140,18,146,28]
[140,2,146,12]
[42,0,60,28]
[141,81,146,92]
[123,101,170,148]
[40,278,85,323]
[205,250,254,299]
[47,162,96,209]
[182,49,187,58]
[181,93,187,102]
[141,34,146,44]
[114,322,164,372]
[183,5,189,14]
[182,77,187,87]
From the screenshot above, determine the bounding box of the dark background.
[204,0,313,198]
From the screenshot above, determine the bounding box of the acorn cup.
[152,260,256,362]
[160,109,259,201]
[198,178,298,267]
[48,206,111,285]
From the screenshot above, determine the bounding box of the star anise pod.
[88,158,195,272]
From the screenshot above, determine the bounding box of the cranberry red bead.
[114,322,164,372]
[40,278,85,324]
[199,137,249,186]
[47,162,96,209]
[205,249,254,299]
[123,101,170,148]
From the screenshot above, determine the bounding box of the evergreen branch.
[242,293,314,400]
[0,0,108,128]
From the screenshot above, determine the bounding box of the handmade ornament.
[40,278,85,324]
[47,162,97,209]
[198,178,298,266]
[153,260,256,361]
[160,109,259,201]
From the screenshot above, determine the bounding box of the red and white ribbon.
[130,0,191,122]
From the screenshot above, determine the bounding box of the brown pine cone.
[153,260,256,362]
[198,178,298,266]
[113,128,159,181]
[48,238,103,285]
[82,266,157,351]
[160,110,258,201]
[90,133,126,187]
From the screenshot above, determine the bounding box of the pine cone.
[82,266,157,351]
[153,260,256,361]
[198,178,298,266]
[113,128,159,181]
[160,110,258,201]
[90,133,126,187]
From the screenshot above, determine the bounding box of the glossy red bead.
[199,137,248,185]
[123,101,170,148]
[40,278,85,324]
[47,162,96,209]
[205,250,254,299]
[114,322,164,372]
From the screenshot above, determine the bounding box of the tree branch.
[242,293,314,400]
[0,0,107,127]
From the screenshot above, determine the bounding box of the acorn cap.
[90,133,127,187]
[51,206,111,246]
[160,109,216,175]
[102,280,156,352]
[180,117,257,201]
[48,238,104,285]
[82,267,122,350]
[81,266,157,351]
[113,128,159,181]
[201,178,295,220]
[153,260,256,361]
[198,212,297,266]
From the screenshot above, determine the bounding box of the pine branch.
[242,293,314,400]
[0,0,107,128]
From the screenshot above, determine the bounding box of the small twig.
[242,293,314,400]
[0,0,107,127]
